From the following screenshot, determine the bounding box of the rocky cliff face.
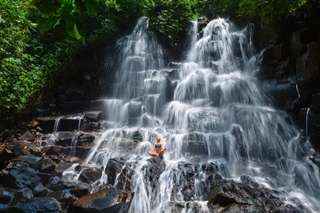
[254,3,320,150]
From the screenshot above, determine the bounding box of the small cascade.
[296,83,301,98]
[48,116,62,144]
[63,17,320,212]
[306,107,311,142]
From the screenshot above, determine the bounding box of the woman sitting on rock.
[148,136,166,158]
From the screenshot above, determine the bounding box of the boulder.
[84,111,104,122]
[58,118,81,132]
[36,157,57,173]
[19,131,35,142]
[208,175,307,212]
[104,158,126,187]
[35,117,56,133]
[10,197,62,213]
[79,167,102,184]
[55,132,76,146]
[0,144,16,170]
[0,158,41,189]
[69,186,132,213]
[296,41,320,81]
[77,133,96,145]
[0,188,15,208]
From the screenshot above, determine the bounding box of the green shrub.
[145,0,195,47]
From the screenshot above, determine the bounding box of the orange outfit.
[149,137,166,157]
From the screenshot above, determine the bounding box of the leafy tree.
[145,0,195,47]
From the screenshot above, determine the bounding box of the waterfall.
[69,17,320,212]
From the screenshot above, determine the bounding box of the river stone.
[36,157,57,173]
[19,130,35,142]
[0,155,42,189]
[35,117,56,133]
[208,175,307,212]
[11,197,62,213]
[55,132,75,146]
[58,118,81,132]
[0,188,15,208]
[84,111,104,122]
[69,185,132,213]
[79,167,102,184]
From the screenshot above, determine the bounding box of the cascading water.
[66,17,320,212]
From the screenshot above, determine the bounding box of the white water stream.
[64,17,320,212]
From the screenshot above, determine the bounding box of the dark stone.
[262,80,298,111]
[84,111,104,122]
[58,118,81,132]
[34,183,51,197]
[208,176,307,212]
[11,197,62,213]
[18,131,35,142]
[19,187,33,200]
[182,132,208,156]
[49,189,75,203]
[55,132,75,146]
[132,131,143,143]
[0,160,41,189]
[0,188,15,207]
[104,158,126,186]
[37,157,57,173]
[14,155,41,168]
[69,186,132,213]
[70,182,91,198]
[0,145,16,170]
[81,121,101,132]
[77,133,95,145]
[35,117,56,133]
[79,167,102,184]
[296,41,320,81]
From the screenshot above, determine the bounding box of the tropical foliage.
[0,0,309,115]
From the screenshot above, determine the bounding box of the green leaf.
[71,23,82,40]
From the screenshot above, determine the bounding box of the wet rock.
[296,41,320,81]
[55,161,74,175]
[69,182,91,198]
[104,158,135,191]
[15,155,41,168]
[55,132,75,146]
[37,157,57,173]
[34,117,56,133]
[81,121,101,131]
[42,145,66,157]
[49,189,75,204]
[309,93,320,149]
[262,80,298,110]
[84,111,104,122]
[10,197,62,213]
[42,145,92,159]
[69,186,132,213]
[260,44,288,79]
[77,133,95,145]
[19,131,35,142]
[0,159,41,189]
[79,167,102,184]
[208,176,306,212]
[132,131,143,143]
[20,187,33,200]
[0,188,15,208]
[55,131,95,147]
[143,157,166,188]
[183,132,208,156]
[34,183,51,197]
[58,118,81,132]
[0,144,16,170]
